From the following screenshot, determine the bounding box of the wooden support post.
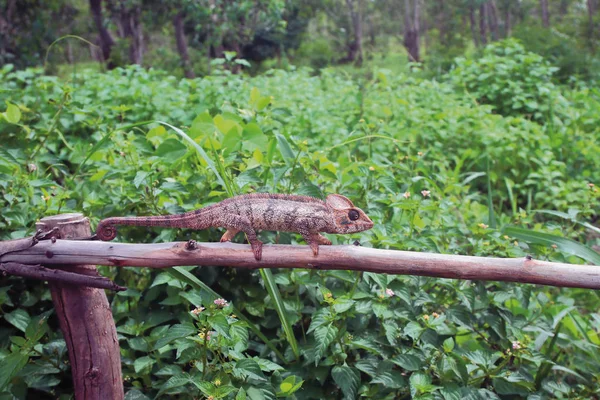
[36,214,123,400]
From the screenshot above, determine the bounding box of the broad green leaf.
[155,138,188,161]
[4,103,21,124]
[133,356,154,373]
[153,323,196,350]
[0,352,29,390]
[313,323,338,362]
[5,309,30,332]
[331,365,360,399]
[234,359,267,382]
[391,353,423,371]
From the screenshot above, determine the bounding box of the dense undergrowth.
[1,41,599,399]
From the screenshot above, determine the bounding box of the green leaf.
[313,323,338,362]
[443,337,455,352]
[504,226,600,265]
[155,138,188,161]
[153,323,196,350]
[391,353,423,371]
[277,375,304,396]
[207,313,230,339]
[5,309,30,332]
[124,389,151,400]
[492,377,532,396]
[409,372,436,397]
[236,388,247,400]
[275,133,295,163]
[4,103,21,124]
[331,365,360,399]
[242,123,268,151]
[0,352,29,390]
[133,356,154,373]
[157,373,191,396]
[234,359,267,382]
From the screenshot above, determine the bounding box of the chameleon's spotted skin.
[96,193,373,260]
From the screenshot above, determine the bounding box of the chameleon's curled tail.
[96,220,118,241]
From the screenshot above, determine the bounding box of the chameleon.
[96,193,373,260]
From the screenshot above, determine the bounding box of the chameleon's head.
[326,194,374,234]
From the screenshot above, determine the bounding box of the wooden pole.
[4,239,600,290]
[36,214,123,400]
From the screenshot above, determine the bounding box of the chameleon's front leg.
[300,231,331,256]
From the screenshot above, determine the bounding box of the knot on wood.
[85,366,101,384]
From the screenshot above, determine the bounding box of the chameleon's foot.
[315,234,331,246]
[220,228,240,242]
[250,240,263,261]
[309,241,319,256]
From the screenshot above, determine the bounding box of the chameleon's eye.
[348,209,360,221]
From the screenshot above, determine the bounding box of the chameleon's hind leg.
[220,228,240,242]
[224,217,263,260]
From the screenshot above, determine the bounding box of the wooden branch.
[0,262,126,291]
[2,239,600,289]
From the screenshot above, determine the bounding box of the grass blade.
[503,226,600,265]
[533,209,600,235]
[259,268,300,360]
[157,121,226,188]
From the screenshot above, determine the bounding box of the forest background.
[1,0,600,399]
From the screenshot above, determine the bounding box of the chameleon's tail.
[96,209,210,241]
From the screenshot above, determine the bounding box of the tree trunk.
[504,3,511,37]
[469,7,480,47]
[89,0,115,68]
[587,0,597,51]
[345,0,363,65]
[487,1,499,41]
[479,3,488,46]
[36,214,124,400]
[173,12,195,79]
[111,1,143,64]
[540,0,550,28]
[403,0,420,62]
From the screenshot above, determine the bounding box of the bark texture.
[36,214,123,400]
[403,0,420,62]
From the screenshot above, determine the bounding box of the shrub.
[450,39,563,122]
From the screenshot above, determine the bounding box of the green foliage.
[0,62,599,398]
[294,38,334,70]
[450,39,563,121]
